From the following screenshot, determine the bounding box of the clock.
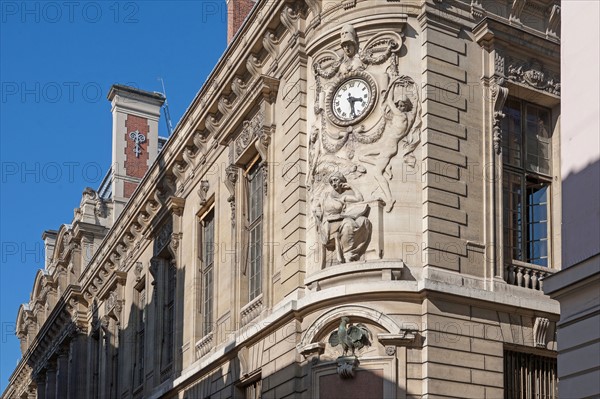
[325,72,377,126]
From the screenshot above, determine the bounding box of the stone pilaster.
[56,348,69,398]
[35,373,46,399]
[68,334,87,399]
[45,361,57,399]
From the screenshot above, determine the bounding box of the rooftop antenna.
[158,77,174,136]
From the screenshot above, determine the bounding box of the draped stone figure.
[314,172,372,265]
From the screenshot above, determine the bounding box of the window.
[504,350,557,399]
[133,285,146,388]
[162,259,176,370]
[201,209,215,336]
[247,162,264,301]
[244,380,262,399]
[502,98,552,267]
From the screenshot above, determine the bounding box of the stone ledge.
[305,260,405,288]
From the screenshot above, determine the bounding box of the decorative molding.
[198,180,210,207]
[246,55,263,80]
[342,0,356,10]
[195,332,214,359]
[263,30,280,71]
[231,77,248,99]
[336,357,359,378]
[546,5,560,39]
[204,114,220,137]
[507,58,560,95]
[217,96,233,117]
[509,0,527,25]
[377,331,418,347]
[470,0,485,19]
[298,305,402,353]
[154,220,173,255]
[169,233,182,258]
[134,262,143,282]
[491,82,509,154]
[236,114,263,157]
[240,294,263,326]
[128,130,146,158]
[533,317,550,348]
[224,164,239,229]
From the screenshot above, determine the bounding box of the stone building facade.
[4,1,563,398]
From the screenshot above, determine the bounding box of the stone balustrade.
[505,260,557,291]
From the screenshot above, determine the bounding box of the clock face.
[332,78,372,122]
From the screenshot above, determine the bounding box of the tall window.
[201,209,215,336]
[133,285,146,388]
[162,260,176,369]
[244,380,262,399]
[504,350,557,399]
[248,162,264,301]
[502,98,552,267]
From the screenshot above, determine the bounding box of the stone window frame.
[503,347,557,398]
[245,157,264,303]
[132,277,146,391]
[198,205,216,337]
[502,97,554,268]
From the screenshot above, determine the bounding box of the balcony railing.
[505,260,557,291]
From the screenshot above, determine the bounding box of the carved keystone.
[336,356,359,379]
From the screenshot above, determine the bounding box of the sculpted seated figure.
[315,172,372,264]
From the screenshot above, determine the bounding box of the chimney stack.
[107,85,165,220]
[227,0,256,44]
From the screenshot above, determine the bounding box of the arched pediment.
[51,224,73,263]
[297,305,401,350]
[30,269,47,303]
[15,303,30,335]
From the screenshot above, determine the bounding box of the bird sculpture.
[328,317,372,356]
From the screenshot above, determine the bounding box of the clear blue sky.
[0,1,227,390]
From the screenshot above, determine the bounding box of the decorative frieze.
[507,58,560,95]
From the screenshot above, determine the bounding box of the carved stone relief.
[533,317,550,348]
[198,180,210,207]
[506,58,560,95]
[314,172,372,265]
[309,23,421,220]
[491,81,509,154]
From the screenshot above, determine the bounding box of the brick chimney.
[227,0,256,44]
[107,85,165,220]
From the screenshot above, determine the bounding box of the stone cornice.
[76,1,295,304]
[12,284,85,383]
[473,15,560,66]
